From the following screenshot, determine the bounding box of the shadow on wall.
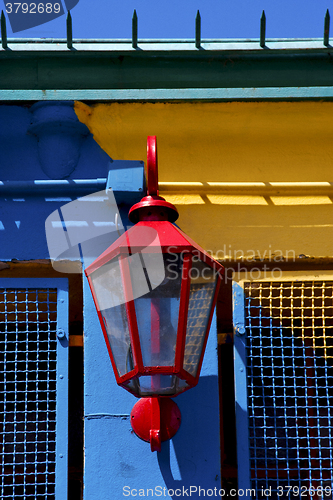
[0,198,130,263]
[0,102,109,182]
[158,375,221,497]
[0,102,120,261]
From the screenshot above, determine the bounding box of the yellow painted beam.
[75,101,333,260]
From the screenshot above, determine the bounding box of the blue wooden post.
[233,282,252,491]
[83,282,221,499]
[55,279,69,500]
[0,277,69,499]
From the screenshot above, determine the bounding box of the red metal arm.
[147,136,159,196]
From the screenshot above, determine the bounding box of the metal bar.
[260,10,266,48]
[132,9,138,49]
[1,10,7,49]
[2,87,333,101]
[195,10,201,49]
[66,11,73,49]
[324,9,330,47]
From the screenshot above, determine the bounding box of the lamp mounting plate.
[130,397,181,452]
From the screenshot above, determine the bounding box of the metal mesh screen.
[245,280,333,498]
[0,288,57,499]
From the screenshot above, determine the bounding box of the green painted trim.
[0,39,333,99]
[1,87,333,101]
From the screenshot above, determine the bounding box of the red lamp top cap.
[128,196,179,223]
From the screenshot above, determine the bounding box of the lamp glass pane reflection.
[90,257,133,377]
[183,259,218,377]
[131,253,182,368]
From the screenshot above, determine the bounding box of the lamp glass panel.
[131,253,182,368]
[90,257,134,377]
[124,375,189,397]
[183,259,218,377]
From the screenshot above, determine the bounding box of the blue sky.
[2,0,332,39]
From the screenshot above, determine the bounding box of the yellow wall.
[75,101,333,261]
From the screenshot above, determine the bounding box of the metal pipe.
[0,179,107,195]
[2,179,332,197]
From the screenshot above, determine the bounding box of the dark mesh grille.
[245,281,333,498]
[0,288,57,499]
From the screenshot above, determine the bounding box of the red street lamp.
[85,136,224,451]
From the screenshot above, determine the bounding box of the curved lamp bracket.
[147,136,159,196]
[128,136,179,223]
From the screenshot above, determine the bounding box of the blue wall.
[0,102,221,499]
[84,281,220,499]
[0,102,111,260]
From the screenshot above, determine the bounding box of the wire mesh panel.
[0,281,68,500]
[244,280,333,499]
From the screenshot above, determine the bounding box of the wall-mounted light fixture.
[85,137,224,451]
